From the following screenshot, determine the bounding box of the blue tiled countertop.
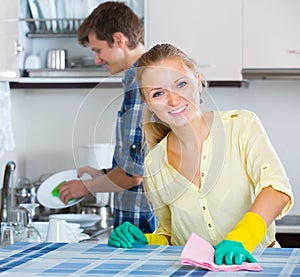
[0,242,300,276]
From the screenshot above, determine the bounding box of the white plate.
[49,214,102,228]
[56,0,67,31]
[37,0,52,31]
[64,0,73,31]
[37,169,87,209]
[28,0,42,30]
[48,0,57,32]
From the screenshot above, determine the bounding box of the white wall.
[1,79,300,214]
[0,86,123,186]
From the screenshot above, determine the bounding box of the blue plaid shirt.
[112,63,156,233]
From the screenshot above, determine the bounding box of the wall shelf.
[21,18,84,38]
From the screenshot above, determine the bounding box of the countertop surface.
[0,242,300,276]
[276,215,300,233]
[276,225,300,234]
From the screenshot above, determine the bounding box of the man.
[58,2,156,233]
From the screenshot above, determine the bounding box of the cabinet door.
[0,0,22,81]
[243,0,300,69]
[147,0,242,81]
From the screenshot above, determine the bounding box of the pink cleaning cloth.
[181,233,263,272]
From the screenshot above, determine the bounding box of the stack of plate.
[49,213,102,228]
[33,221,91,242]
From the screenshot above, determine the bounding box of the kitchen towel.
[181,233,263,272]
[0,81,15,158]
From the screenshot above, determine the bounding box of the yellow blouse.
[143,110,293,247]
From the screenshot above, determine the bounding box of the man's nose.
[94,54,103,65]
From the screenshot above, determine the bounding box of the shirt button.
[202,206,206,210]
[131,144,136,149]
[201,172,205,177]
[203,155,207,160]
[208,223,212,228]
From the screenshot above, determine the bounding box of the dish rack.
[21,18,84,37]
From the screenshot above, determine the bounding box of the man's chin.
[109,70,122,75]
[107,65,124,75]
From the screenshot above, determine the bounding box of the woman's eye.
[177,81,187,88]
[152,91,163,98]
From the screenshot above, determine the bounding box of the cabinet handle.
[15,41,24,55]
[288,50,300,54]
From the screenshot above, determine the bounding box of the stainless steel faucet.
[0,161,16,224]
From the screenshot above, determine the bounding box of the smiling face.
[88,32,125,74]
[141,58,202,128]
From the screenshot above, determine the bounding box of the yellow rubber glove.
[225,212,267,253]
[144,234,169,245]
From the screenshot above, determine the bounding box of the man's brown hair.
[78,1,144,49]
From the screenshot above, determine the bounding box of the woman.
[108,43,293,265]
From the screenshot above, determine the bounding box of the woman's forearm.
[249,185,291,226]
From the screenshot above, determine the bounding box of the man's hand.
[58,166,109,204]
[77,166,103,178]
[58,180,90,204]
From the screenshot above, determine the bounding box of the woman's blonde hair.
[136,43,200,149]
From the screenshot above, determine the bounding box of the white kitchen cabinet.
[0,0,145,82]
[147,0,242,81]
[0,0,22,80]
[243,0,300,69]
[0,0,89,81]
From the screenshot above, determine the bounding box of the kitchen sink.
[82,225,113,244]
[83,218,113,238]
[79,218,113,244]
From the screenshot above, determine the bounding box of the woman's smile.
[168,104,188,115]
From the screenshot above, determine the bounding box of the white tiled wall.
[1,80,300,214]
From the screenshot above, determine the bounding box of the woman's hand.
[214,240,257,265]
[108,221,148,248]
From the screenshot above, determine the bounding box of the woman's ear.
[112,32,126,48]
